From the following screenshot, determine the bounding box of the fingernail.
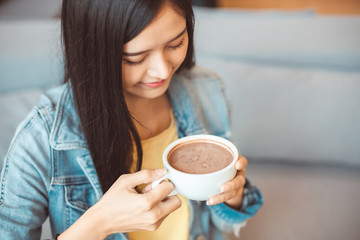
[207,199,213,205]
[221,185,228,193]
[143,184,152,193]
[155,168,166,175]
[236,161,242,169]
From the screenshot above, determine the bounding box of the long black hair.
[61,0,195,193]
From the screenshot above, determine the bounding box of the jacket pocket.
[65,181,97,212]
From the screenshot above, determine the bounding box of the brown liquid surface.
[168,141,233,174]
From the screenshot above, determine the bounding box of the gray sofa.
[1,4,359,240]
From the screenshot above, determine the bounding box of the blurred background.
[0,0,360,239]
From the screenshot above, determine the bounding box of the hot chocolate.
[167,141,233,174]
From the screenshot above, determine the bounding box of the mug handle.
[151,173,178,196]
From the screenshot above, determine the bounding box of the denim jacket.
[0,66,263,240]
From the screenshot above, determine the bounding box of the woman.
[0,0,263,239]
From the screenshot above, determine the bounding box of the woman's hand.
[206,155,247,209]
[59,169,181,240]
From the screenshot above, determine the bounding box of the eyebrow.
[123,27,187,57]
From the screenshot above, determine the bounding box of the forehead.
[123,4,186,52]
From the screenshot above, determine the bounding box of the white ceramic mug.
[152,134,239,201]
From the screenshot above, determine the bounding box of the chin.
[130,85,170,100]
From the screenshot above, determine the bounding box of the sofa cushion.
[194,8,360,70]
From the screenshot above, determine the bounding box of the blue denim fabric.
[0,66,263,240]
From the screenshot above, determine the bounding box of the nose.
[147,52,172,80]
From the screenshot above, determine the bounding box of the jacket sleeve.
[208,178,264,237]
[0,107,52,240]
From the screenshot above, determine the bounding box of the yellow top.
[129,112,189,240]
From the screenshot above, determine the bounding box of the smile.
[141,79,166,88]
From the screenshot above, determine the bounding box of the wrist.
[86,201,113,239]
[58,202,111,240]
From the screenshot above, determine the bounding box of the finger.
[142,183,153,194]
[155,195,182,218]
[115,169,167,189]
[147,215,167,232]
[145,180,175,203]
[145,196,181,231]
[141,180,166,194]
[207,189,239,205]
[236,155,248,170]
[221,174,246,193]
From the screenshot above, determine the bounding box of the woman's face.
[122,3,188,102]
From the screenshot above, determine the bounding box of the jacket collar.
[49,83,88,150]
[168,72,207,137]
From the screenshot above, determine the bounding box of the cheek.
[171,43,189,68]
[122,64,146,87]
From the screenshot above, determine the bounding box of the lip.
[141,79,166,88]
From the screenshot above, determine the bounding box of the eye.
[168,39,184,50]
[123,58,146,66]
